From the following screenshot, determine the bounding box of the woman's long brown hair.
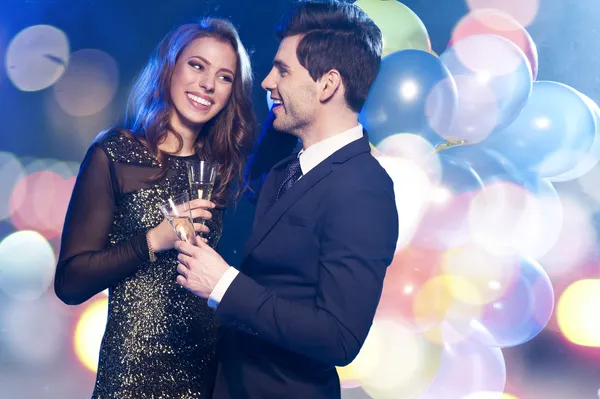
[118,18,256,207]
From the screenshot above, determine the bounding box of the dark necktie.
[265,155,302,213]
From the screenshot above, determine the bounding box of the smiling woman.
[169,37,238,142]
[52,18,256,398]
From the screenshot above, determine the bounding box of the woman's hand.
[148,199,215,252]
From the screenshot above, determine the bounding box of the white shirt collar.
[298,124,364,175]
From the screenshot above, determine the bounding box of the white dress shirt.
[207,124,364,309]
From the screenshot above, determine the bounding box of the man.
[175,1,399,397]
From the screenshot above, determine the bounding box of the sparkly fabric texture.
[92,133,223,398]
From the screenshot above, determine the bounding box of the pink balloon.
[449,9,538,79]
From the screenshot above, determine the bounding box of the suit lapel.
[253,163,287,224]
[242,132,373,261]
[243,161,333,260]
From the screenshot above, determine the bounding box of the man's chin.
[271,119,286,133]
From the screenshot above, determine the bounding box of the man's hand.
[175,239,231,299]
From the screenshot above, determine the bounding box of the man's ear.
[318,69,342,102]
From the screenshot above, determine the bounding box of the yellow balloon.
[355,0,431,56]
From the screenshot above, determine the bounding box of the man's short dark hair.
[276,0,382,113]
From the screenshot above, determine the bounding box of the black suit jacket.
[213,133,399,399]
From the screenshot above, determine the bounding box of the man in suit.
[174,1,399,397]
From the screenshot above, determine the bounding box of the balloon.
[411,154,483,251]
[441,146,562,259]
[376,246,444,332]
[439,145,525,186]
[550,92,600,182]
[468,176,563,260]
[449,9,539,79]
[482,81,596,178]
[360,49,458,147]
[418,323,506,399]
[440,244,521,307]
[450,256,554,348]
[440,34,532,143]
[354,0,431,55]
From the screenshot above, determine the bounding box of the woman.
[54,18,256,398]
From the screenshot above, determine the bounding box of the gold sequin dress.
[55,132,223,398]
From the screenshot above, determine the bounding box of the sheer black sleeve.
[54,144,149,305]
[244,111,299,204]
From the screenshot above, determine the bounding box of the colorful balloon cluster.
[335,0,599,398]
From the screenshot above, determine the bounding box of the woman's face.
[169,36,237,131]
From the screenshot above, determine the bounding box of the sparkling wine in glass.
[187,160,218,201]
[187,161,218,238]
[159,192,196,245]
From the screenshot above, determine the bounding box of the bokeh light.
[466,0,541,27]
[466,256,554,348]
[376,133,437,167]
[376,246,443,332]
[5,25,69,91]
[463,392,519,399]
[46,91,117,157]
[352,319,441,399]
[412,155,483,251]
[375,156,432,251]
[0,230,56,301]
[450,9,538,79]
[418,324,506,399]
[0,152,26,221]
[556,279,600,348]
[53,49,119,117]
[447,33,528,78]
[417,276,484,345]
[24,157,80,178]
[3,297,67,365]
[537,194,597,278]
[467,180,563,259]
[73,297,108,373]
[9,169,76,239]
[441,244,520,305]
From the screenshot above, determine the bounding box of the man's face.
[261,35,319,136]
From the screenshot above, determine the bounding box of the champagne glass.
[187,161,218,236]
[187,160,218,201]
[159,192,196,245]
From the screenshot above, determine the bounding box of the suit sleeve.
[244,111,298,204]
[215,181,399,366]
[54,144,150,305]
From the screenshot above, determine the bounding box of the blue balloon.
[359,49,458,147]
[439,145,525,186]
[440,34,532,142]
[437,153,484,194]
[550,92,600,182]
[475,256,554,348]
[482,81,596,178]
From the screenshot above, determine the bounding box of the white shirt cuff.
[208,266,239,309]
